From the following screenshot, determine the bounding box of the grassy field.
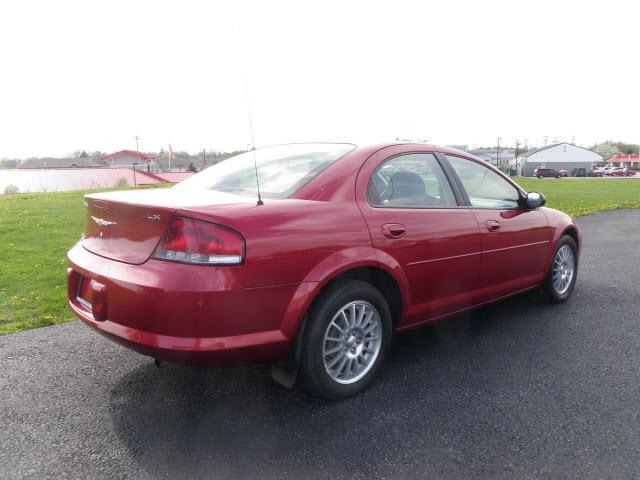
[0,178,639,335]
[515,178,640,217]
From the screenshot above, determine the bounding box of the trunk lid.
[81,188,252,264]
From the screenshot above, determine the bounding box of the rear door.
[357,146,483,325]
[443,154,552,300]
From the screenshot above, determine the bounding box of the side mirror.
[525,191,546,209]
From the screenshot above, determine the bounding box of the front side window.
[367,153,456,208]
[446,155,520,208]
[175,143,355,198]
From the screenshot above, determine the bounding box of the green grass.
[0,179,639,335]
[515,178,640,217]
[0,186,168,335]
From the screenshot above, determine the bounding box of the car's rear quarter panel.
[177,199,373,288]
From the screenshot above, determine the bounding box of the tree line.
[589,141,639,164]
[0,149,247,171]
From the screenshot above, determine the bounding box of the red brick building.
[608,154,640,169]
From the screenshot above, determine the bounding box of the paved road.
[1,210,639,479]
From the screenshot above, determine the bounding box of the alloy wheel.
[552,245,575,295]
[322,301,382,385]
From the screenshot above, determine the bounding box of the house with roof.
[101,150,158,170]
[517,143,602,177]
[607,154,639,169]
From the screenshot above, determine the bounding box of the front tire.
[298,279,392,401]
[538,235,578,303]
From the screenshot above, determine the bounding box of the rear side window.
[446,155,520,209]
[367,153,456,208]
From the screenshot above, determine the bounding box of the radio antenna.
[242,53,263,206]
[238,21,263,206]
[245,92,263,206]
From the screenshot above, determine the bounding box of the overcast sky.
[1,0,638,158]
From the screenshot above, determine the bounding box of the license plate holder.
[76,276,93,311]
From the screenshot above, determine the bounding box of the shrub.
[4,184,19,194]
[115,177,129,187]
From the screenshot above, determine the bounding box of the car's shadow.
[109,294,570,479]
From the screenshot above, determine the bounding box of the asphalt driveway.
[1,210,639,479]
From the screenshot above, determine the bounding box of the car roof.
[294,141,527,202]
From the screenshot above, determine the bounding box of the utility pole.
[202,149,206,169]
[514,140,520,176]
[133,136,140,184]
[497,137,501,169]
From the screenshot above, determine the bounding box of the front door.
[357,147,484,325]
[444,154,552,299]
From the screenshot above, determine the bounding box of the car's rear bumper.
[68,299,289,366]
[66,243,295,366]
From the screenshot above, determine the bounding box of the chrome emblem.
[147,214,161,221]
[91,216,117,227]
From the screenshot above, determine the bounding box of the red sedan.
[67,143,580,400]
[607,167,636,176]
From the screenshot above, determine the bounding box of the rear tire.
[537,235,578,303]
[298,279,392,401]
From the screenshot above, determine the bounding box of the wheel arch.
[561,225,580,253]
[543,222,581,277]
[271,251,408,388]
[280,247,409,337]
[307,266,404,328]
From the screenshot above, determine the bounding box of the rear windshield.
[175,143,355,198]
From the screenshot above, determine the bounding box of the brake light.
[152,217,244,265]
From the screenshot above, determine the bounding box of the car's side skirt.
[394,283,541,334]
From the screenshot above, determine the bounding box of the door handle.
[382,223,407,238]
[486,220,501,232]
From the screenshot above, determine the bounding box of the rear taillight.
[152,217,245,265]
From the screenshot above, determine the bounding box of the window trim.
[366,151,465,210]
[440,153,527,211]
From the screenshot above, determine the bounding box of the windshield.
[174,143,355,198]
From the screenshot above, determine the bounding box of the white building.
[468,148,516,167]
[518,143,603,177]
